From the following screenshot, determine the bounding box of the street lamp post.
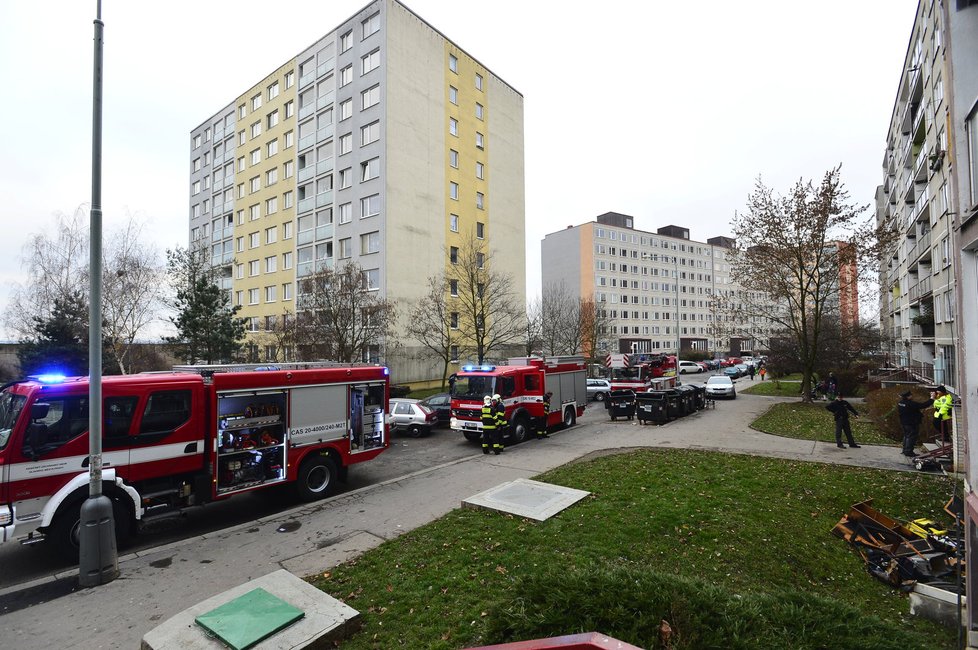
[79,0,119,587]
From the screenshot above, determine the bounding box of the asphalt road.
[0,423,478,590]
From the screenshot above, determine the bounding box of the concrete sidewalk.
[0,393,914,649]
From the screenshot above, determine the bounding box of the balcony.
[298,102,316,121]
[298,133,316,151]
[911,323,935,339]
[316,124,334,144]
[315,158,333,176]
[316,92,334,111]
[907,229,931,263]
[315,190,333,208]
[298,165,316,183]
[298,70,315,90]
[907,276,931,303]
[912,144,929,182]
[297,196,315,214]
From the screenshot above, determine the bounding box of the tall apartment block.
[541,212,769,357]
[876,1,957,387]
[187,0,525,381]
[877,0,978,638]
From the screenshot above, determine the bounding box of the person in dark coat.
[826,394,860,449]
[897,390,930,456]
[826,373,839,401]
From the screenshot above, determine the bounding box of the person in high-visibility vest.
[491,394,506,454]
[480,395,495,455]
[536,391,552,439]
[932,385,953,443]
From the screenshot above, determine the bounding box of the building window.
[476,192,484,209]
[449,149,458,168]
[449,86,458,104]
[361,85,380,110]
[248,288,260,305]
[967,109,978,207]
[450,312,459,329]
[249,204,260,220]
[250,149,261,166]
[361,194,380,218]
[267,81,279,101]
[449,118,458,136]
[193,157,201,172]
[238,105,246,119]
[450,246,459,264]
[361,157,379,182]
[282,251,293,269]
[340,65,353,87]
[267,110,279,129]
[282,282,293,300]
[339,238,352,259]
[361,231,380,254]
[450,214,459,232]
[284,100,294,119]
[450,345,459,362]
[238,130,246,146]
[193,134,201,149]
[476,222,484,239]
[284,160,294,178]
[362,12,380,39]
[283,191,294,209]
[267,139,279,158]
[265,285,277,302]
[340,30,352,52]
[250,176,260,193]
[249,232,260,249]
[192,181,201,196]
[476,161,484,179]
[476,132,484,148]
[449,54,458,73]
[285,70,294,88]
[251,94,262,111]
[339,202,352,224]
[285,130,294,148]
[339,168,352,188]
[361,121,380,146]
[266,196,278,214]
[475,103,484,120]
[266,168,278,186]
[265,226,277,244]
[362,49,380,75]
[361,268,380,290]
[251,121,261,138]
[340,98,353,121]
[475,73,483,90]
[265,255,277,273]
[450,279,458,296]
[339,133,352,155]
[450,182,459,200]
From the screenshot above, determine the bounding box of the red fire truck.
[449,356,587,444]
[608,354,677,392]
[0,363,389,559]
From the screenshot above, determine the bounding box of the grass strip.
[752,402,897,446]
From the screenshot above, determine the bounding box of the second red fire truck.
[608,353,677,392]
[0,363,390,559]
[449,356,587,444]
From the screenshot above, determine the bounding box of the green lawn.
[311,449,953,649]
[752,401,897,446]
[740,378,807,397]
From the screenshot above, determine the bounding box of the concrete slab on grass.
[141,569,359,650]
[463,478,590,521]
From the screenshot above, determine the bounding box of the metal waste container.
[606,390,636,421]
[676,385,697,415]
[636,391,669,424]
[686,383,707,410]
[663,388,684,419]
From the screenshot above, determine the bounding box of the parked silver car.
[705,375,736,399]
[388,398,437,437]
[586,378,612,402]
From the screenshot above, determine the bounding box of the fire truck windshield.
[0,390,27,450]
[610,366,642,381]
[450,375,495,400]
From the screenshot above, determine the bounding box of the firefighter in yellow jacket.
[491,394,506,454]
[932,385,953,443]
[480,395,495,455]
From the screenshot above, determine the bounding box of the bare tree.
[102,218,164,374]
[578,297,611,368]
[296,262,396,363]
[447,234,524,364]
[6,207,89,337]
[406,277,463,389]
[262,310,299,363]
[730,166,894,401]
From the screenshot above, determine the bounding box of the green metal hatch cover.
[194,587,305,650]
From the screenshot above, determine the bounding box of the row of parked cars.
[387,393,452,437]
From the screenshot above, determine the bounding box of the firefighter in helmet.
[491,393,506,454]
[537,391,552,439]
[480,395,495,455]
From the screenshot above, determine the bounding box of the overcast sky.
[0,0,918,339]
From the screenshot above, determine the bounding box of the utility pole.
[79,0,119,587]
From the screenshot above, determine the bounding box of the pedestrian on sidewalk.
[826,394,860,449]
[826,373,839,401]
[898,390,929,456]
[748,365,756,381]
[758,366,767,381]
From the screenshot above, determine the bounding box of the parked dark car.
[419,393,451,425]
[722,367,742,379]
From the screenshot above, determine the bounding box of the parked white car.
[678,360,703,374]
[586,378,612,401]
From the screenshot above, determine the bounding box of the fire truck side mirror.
[31,402,51,421]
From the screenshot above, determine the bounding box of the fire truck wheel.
[48,493,133,562]
[296,455,338,501]
[562,407,576,428]
[509,415,529,444]
[463,431,481,443]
